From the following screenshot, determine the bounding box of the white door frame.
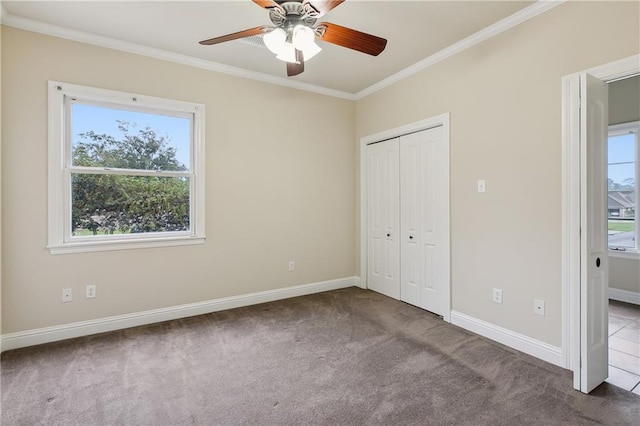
[561,54,639,390]
[360,113,451,322]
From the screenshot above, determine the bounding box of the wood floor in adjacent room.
[1,287,639,425]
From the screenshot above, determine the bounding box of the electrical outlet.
[86,284,96,299]
[62,288,72,303]
[288,260,295,272]
[477,179,486,193]
[492,288,503,304]
[534,299,545,316]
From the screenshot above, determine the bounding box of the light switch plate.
[477,180,486,193]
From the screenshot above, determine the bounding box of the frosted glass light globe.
[263,28,286,54]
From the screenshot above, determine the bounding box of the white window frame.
[607,120,639,259]
[48,81,206,254]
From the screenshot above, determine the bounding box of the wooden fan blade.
[318,22,387,56]
[306,0,344,17]
[287,49,305,77]
[252,0,282,9]
[199,26,269,45]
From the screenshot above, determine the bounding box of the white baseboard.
[450,311,565,368]
[609,287,640,305]
[1,277,358,352]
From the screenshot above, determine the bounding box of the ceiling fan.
[199,0,387,77]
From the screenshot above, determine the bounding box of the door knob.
[596,257,601,268]
[409,235,414,240]
[386,233,391,237]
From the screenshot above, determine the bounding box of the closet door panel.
[367,139,400,299]
[400,137,421,306]
[420,126,446,316]
[400,126,445,315]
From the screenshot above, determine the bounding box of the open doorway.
[603,74,640,393]
[562,55,640,394]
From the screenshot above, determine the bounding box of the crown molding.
[0,11,357,101]
[354,0,567,100]
[1,1,565,102]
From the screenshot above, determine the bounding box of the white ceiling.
[2,0,539,97]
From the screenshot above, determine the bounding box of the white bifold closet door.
[367,126,447,316]
[366,138,400,299]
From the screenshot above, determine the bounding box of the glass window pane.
[608,133,636,248]
[72,174,190,236]
[71,103,191,171]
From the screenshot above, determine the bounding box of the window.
[607,121,638,255]
[48,81,205,254]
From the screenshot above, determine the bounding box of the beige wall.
[610,257,640,294]
[1,26,356,333]
[356,1,639,346]
[608,75,640,296]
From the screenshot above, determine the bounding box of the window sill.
[608,249,640,260]
[48,235,206,255]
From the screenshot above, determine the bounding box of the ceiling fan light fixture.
[293,25,322,61]
[263,27,286,55]
[292,25,322,61]
[302,41,321,61]
[275,43,298,63]
[292,25,314,49]
[265,27,301,63]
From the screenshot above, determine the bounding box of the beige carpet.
[2,287,639,425]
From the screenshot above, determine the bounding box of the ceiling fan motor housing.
[269,2,320,35]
